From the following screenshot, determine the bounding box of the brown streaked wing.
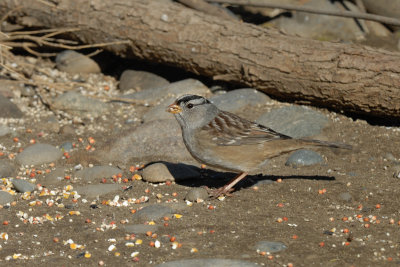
[202,111,291,146]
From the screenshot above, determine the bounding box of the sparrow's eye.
[187,103,194,109]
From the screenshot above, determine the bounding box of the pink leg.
[210,172,248,199]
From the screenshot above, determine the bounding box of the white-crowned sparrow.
[167,94,351,198]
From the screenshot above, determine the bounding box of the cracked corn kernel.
[0,233,8,240]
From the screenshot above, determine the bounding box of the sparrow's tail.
[300,139,352,150]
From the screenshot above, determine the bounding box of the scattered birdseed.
[108,244,116,252]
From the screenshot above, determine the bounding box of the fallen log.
[1,0,399,118]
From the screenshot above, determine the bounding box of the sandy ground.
[0,53,400,267]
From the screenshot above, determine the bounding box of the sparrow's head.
[167,94,217,129]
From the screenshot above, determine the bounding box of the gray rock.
[142,162,200,183]
[99,119,193,165]
[123,224,159,234]
[42,115,60,133]
[11,178,36,193]
[0,79,23,98]
[75,184,121,198]
[0,191,14,205]
[0,124,11,137]
[257,105,329,138]
[16,144,63,166]
[75,166,122,182]
[59,125,76,136]
[155,259,258,267]
[119,70,169,92]
[42,168,65,185]
[285,149,324,167]
[55,50,101,74]
[363,0,400,30]
[123,79,210,103]
[0,94,23,118]
[270,0,366,41]
[255,241,287,253]
[185,188,209,202]
[142,97,176,123]
[339,192,353,202]
[210,88,271,112]
[132,204,174,222]
[0,160,15,178]
[60,142,73,152]
[254,179,274,186]
[52,91,108,118]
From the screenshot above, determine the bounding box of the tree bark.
[1,0,400,118]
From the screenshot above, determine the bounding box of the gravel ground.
[0,51,399,267]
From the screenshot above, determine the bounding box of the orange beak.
[166,103,182,114]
